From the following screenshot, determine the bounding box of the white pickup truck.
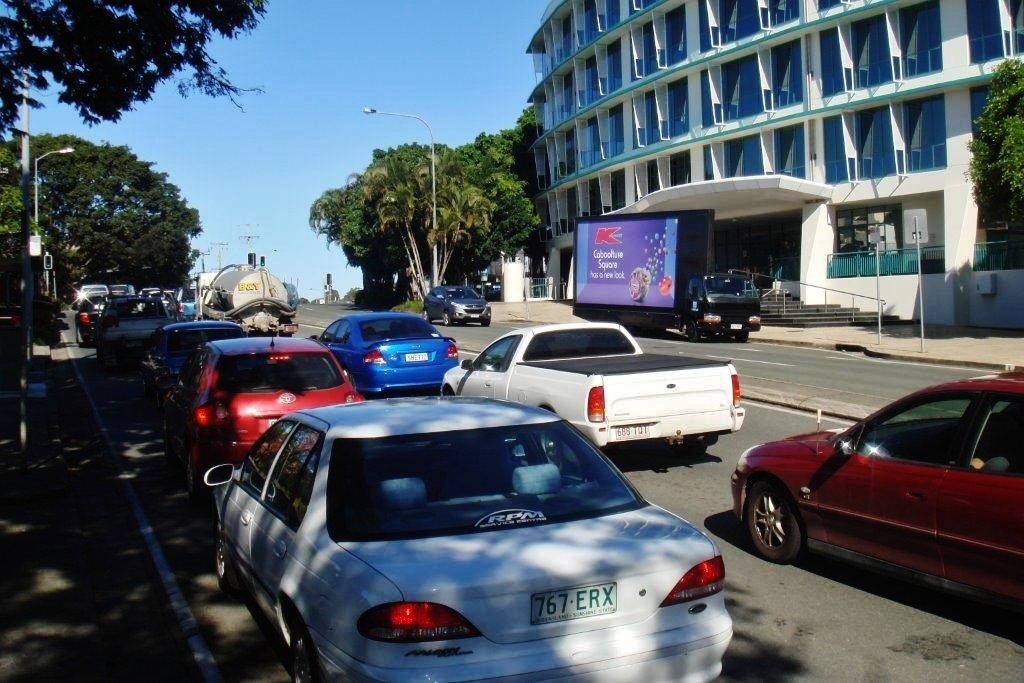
[442,323,745,450]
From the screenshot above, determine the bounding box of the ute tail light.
[77,312,89,325]
[194,402,229,428]
[731,373,741,407]
[445,344,459,359]
[363,349,386,365]
[357,602,480,643]
[660,556,725,606]
[587,386,605,423]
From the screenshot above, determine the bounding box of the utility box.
[977,272,997,295]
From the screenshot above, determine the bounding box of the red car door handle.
[905,491,925,501]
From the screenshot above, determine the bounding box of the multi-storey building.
[527,0,1024,327]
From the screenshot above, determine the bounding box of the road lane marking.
[704,354,794,367]
[67,352,222,683]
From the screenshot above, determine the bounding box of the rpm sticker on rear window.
[475,509,547,528]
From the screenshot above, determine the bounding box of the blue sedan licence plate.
[531,582,616,625]
[405,352,428,362]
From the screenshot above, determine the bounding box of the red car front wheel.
[745,481,804,563]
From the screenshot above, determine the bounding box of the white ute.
[443,323,745,450]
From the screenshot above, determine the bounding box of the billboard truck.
[573,211,761,342]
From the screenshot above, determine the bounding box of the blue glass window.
[606,0,620,28]
[820,29,844,97]
[819,0,841,9]
[703,145,715,180]
[720,0,759,43]
[643,90,660,145]
[823,115,848,183]
[582,56,600,107]
[853,15,892,88]
[905,95,946,171]
[967,0,1003,63]
[611,169,626,210]
[565,128,577,175]
[701,69,715,127]
[609,104,625,157]
[560,13,574,62]
[856,106,896,179]
[901,1,942,77]
[584,117,601,167]
[607,39,623,93]
[725,134,764,177]
[563,73,576,120]
[723,55,763,121]
[666,5,687,65]
[770,0,799,24]
[641,22,658,77]
[699,0,713,53]
[647,159,661,192]
[668,77,689,137]
[772,40,803,108]
[582,0,599,45]
[670,150,691,185]
[971,86,989,135]
[774,124,805,178]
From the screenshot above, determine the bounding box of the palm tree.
[362,155,429,299]
[435,183,494,284]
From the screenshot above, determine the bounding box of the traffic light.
[259,255,266,268]
[43,253,53,270]
[326,273,332,287]
[247,252,257,267]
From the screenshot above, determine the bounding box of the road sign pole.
[915,216,925,353]
[875,236,881,346]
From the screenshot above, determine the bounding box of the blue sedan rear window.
[359,317,437,342]
[167,327,242,353]
[326,422,643,540]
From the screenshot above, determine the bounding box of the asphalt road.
[53,313,1023,682]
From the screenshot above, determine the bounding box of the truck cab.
[683,273,762,342]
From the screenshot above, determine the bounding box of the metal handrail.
[726,268,885,323]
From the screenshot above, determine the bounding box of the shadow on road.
[605,441,723,473]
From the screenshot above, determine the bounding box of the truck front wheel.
[685,320,702,342]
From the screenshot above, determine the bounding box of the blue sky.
[33,1,547,299]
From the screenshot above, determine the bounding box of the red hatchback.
[163,337,362,497]
[731,372,1023,610]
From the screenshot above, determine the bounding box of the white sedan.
[206,397,732,682]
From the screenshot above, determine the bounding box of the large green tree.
[15,133,200,289]
[970,59,1024,223]
[0,0,266,131]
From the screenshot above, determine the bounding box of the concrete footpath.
[487,300,1023,372]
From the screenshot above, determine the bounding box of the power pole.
[18,68,31,464]
[209,241,228,270]
[238,227,261,256]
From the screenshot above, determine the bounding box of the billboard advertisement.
[575,215,680,309]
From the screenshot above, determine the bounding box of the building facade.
[527,0,1024,327]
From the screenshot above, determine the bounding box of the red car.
[163,337,362,498]
[731,372,1023,610]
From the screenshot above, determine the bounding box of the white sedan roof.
[293,397,561,440]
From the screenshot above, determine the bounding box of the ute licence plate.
[613,424,650,440]
[405,352,428,363]
[531,582,617,625]
[730,323,743,330]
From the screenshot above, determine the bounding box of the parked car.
[108,284,135,296]
[163,337,362,498]
[72,283,109,310]
[140,321,244,403]
[313,312,458,397]
[443,323,744,451]
[423,285,491,326]
[173,286,196,321]
[205,397,732,681]
[95,295,173,370]
[74,294,107,347]
[731,373,1024,610]
[139,287,163,298]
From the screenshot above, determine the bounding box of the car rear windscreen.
[359,317,437,342]
[326,421,642,541]
[522,328,635,361]
[167,328,242,354]
[216,352,341,393]
[114,299,165,318]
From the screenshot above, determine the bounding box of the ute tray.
[519,353,727,376]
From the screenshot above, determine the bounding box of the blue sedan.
[140,321,244,402]
[315,313,459,397]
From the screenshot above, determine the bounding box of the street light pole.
[362,106,438,289]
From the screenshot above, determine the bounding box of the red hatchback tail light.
[194,402,229,428]
[660,556,725,606]
[587,386,605,423]
[445,343,459,359]
[363,349,386,365]
[357,602,480,643]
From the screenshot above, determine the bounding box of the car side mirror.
[203,463,235,487]
[461,359,473,370]
[308,335,320,341]
[837,439,855,456]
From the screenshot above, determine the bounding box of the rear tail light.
[445,344,459,360]
[363,349,386,365]
[77,312,89,325]
[587,386,605,423]
[732,373,741,407]
[357,602,480,643]
[194,402,229,428]
[344,393,364,404]
[177,301,183,313]
[102,315,117,328]
[660,556,725,606]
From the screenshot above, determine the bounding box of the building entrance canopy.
[614,175,833,222]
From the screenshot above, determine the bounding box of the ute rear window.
[113,299,165,318]
[326,421,642,541]
[522,328,635,361]
[167,327,243,354]
[216,352,341,393]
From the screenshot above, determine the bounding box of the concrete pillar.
[943,88,978,325]
[800,202,833,305]
[502,259,525,302]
